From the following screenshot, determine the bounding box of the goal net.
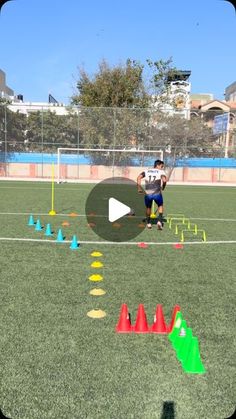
[57,147,163,183]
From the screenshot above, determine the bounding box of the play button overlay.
[85,176,145,242]
[108,198,131,223]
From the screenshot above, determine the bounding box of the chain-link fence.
[0,103,236,182]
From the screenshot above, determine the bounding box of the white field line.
[0,237,236,246]
[0,212,236,223]
[0,178,236,187]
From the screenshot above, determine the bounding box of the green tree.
[0,100,27,154]
[25,110,79,152]
[72,59,149,108]
[146,57,184,107]
[147,111,221,178]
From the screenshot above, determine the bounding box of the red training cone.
[167,304,181,333]
[150,304,168,334]
[115,304,132,333]
[133,304,149,333]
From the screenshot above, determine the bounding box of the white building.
[8,101,74,116]
[0,68,76,116]
[153,70,192,119]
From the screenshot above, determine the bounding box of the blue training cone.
[70,235,79,249]
[35,219,43,231]
[28,214,35,226]
[56,228,64,242]
[45,223,53,236]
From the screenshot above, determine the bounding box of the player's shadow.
[161,401,175,419]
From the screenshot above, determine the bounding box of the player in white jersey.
[137,159,167,229]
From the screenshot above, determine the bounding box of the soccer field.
[0,181,235,419]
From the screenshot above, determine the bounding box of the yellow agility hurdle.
[180,229,207,242]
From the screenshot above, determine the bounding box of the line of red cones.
[115,303,181,334]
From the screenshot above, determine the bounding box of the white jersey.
[142,168,166,194]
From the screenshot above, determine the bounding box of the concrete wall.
[1,163,236,184]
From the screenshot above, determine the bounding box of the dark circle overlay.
[85,177,145,242]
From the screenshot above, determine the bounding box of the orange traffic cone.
[133,304,149,333]
[115,304,132,333]
[150,304,168,333]
[168,304,181,333]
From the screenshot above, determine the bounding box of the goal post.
[57,147,164,183]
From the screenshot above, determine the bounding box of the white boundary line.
[1,177,236,186]
[0,237,236,246]
[0,212,236,222]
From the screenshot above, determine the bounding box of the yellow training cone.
[91,261,103,268]
[87,309,106,318]
[89,274,103,282]
[89,288,106,296]
[91,251,103,257]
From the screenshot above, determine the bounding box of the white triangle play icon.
[108,198,131,223]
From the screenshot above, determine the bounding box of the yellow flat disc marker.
[89,274,103,282]
[87,309,106,318]
[89,288,106,296]
[91,261,103,268]
[91,251,103,257]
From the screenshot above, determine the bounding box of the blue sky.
[0,0,235,104]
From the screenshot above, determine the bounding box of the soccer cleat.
[147,223,152,229]
[157,221,163,230]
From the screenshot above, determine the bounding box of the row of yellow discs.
[87,251,107,319]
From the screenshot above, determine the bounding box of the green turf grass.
[0,181,235,418]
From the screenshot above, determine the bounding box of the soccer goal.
[57,147,164,183]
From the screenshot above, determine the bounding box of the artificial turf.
[0,181,235,419]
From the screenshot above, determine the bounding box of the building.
[225,81,236,102]
[0,69,14,98]
[0,68,72,115]
[190,93,214,111]
[8,101,73,116]
[153,70,192,119]
[190,93,236,157]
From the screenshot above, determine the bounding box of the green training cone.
[168,311,184,343]
[28,214,35,226]
[35,219,43,231]
[172,320,188,351]
[45,223,53,236]
[176,327,193,362]
[182,336,206,374]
